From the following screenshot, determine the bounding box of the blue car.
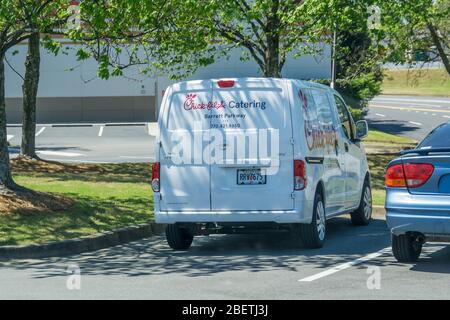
[386,122,450,262]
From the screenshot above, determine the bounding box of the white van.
[153,78,372,250]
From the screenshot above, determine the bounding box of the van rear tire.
[351,180,372,226]
[166,224,194,250]
[298,192,326,249]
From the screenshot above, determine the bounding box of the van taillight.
[385,163,434,188]
[151,162,160,192]
[294,160,306,190]
[217,80,235,88]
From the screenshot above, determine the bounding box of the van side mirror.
[355,120,369,140]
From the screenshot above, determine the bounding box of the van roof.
[171,77,333,92]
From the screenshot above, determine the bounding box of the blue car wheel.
[392,233,422,262]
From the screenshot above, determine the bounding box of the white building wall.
[5,43,156,98]
[5,41,331,123]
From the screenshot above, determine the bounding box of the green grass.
[366,154,394,206]
[363,130,416,206]
[382,68,450,96]
[365,130,416,145]
[0,162,153,246]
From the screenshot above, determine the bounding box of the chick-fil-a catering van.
[153,78,371,250]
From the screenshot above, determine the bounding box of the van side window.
[334,95,353,140]
[311,90,334,126]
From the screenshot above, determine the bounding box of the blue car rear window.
[419,123,450,148]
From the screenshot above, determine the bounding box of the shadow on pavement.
[0,217,396,279]
[368,119,420,137]
[409,245,450,274]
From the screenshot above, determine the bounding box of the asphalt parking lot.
[0,213,449,299]
[7,123,156,163]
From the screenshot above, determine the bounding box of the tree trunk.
[21,32,41,158]
[0,52,16,192]
[264,35,281,78]
[428,23,450,76]
[263,0,281,78]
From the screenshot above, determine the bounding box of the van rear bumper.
[155,209,309,224]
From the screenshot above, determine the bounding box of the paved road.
[0,214,448,299]
[7,123,156,163]
[368,95,450,142]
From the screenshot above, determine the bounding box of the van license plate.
[237,169,266,185]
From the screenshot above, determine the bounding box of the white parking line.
[147,123,157,136]
[119,156,155,160]
[375,113,386,117]
[45,159,108,164]
[409,121,422,126]
[37,151,84,157]
[443,115,450,119]
[98,126,104,137]
[298,247,391,282]
[7,135,14,142]
[35,127,46,137]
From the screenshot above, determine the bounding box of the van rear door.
[209,79,294,211]
[159,81,212,211]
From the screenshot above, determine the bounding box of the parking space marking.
[409,121,422,126]
[148,123,157,136]
[35,127,46,137]
[298,247,391,282]
[444,115,450,119]
[45,158,108,164]
[375,113,386,117]
[119,156,155,160]
[37,151,84,157]
[7,135,14,142]
[98,126,104,137]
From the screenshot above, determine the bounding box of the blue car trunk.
[402,154,450,195]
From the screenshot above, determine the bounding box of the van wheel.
[166,224,194,250]
[392,234,422,262]
[299,192,326,249]
[351,180,372,226]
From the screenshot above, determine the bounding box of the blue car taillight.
[386,163,434,188]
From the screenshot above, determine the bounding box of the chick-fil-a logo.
[184,93,226,111]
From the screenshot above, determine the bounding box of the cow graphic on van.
[299,89,337,151]
[299,89,316,150]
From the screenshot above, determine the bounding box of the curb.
[372,206,386,218]
[0,208,386,260]
[0,221,166,260]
